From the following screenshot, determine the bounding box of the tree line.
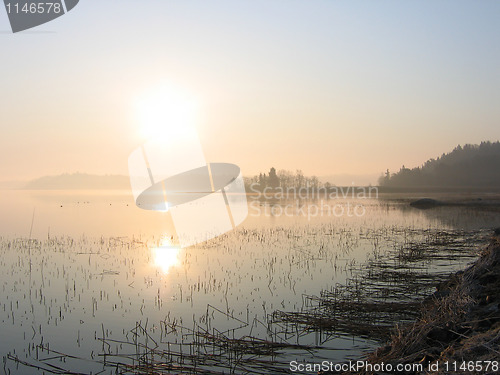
[244,168,325,190]
[379,141,500,188]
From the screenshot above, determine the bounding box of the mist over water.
[1,190,499,373]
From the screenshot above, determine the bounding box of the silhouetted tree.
[278,169,293,189]
[295,170,304,188]
[268,167,280,188]
[258,173,267,187]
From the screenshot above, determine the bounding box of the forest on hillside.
[379,141,500,188]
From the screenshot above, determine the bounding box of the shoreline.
[326,229,500,374]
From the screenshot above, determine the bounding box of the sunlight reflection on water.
[151,244,181,274]
[1,190,500,374]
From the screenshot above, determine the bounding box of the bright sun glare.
[151,245,181,275]
[135,86,198,140]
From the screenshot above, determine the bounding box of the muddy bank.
[328,230,500,374]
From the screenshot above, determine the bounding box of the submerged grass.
[324,233,500,374]
[2,226,493,374]
[270,229,489,344]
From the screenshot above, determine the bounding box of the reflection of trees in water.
[390,201,500,231]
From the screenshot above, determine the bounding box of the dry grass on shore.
[332,233,500,374]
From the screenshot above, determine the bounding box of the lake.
[1,190,499,374]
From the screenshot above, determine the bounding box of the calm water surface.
[1,190,499,374]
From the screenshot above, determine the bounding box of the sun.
[135,86,198,140]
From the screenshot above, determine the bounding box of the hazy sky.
[1,0,499,182]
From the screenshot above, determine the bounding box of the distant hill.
[380,141,500,188]
[24,173,130,190]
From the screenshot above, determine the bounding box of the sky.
[1,0,499,183]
